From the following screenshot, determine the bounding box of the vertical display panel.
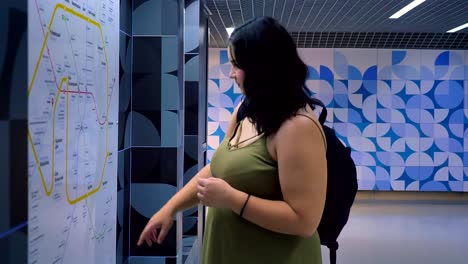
[28,0,119,263]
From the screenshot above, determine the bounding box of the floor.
[321,195,468,264]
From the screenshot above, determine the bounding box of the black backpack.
[236,98,358,264]
[306,97,358,264]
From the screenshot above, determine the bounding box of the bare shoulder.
[277,107,321,139]
[277,114,319,139]
[268,107,326,160]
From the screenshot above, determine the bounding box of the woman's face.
[228,47,245,92]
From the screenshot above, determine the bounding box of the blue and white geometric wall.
[208,48,468,192]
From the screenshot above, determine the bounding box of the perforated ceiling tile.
[206,0,468,48]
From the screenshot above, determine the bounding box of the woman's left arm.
[198,117,327,237]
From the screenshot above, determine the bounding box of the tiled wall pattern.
[120,1,207,263]
[208,48,468,192]
[0,1,28,263]
[129,0,181,263]
[117,0,132,263]
[182,0,208,263]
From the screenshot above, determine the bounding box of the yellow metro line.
[28,3,110,204]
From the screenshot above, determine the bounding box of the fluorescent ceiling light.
[226,27,234,36]
[389,0,426,19]
[447,22,468,33]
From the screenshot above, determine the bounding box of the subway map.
[28,0,118,263]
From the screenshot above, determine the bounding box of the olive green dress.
[201,122,322,264]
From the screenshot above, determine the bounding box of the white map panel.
[28,0,119,263]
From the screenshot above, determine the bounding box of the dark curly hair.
[229,16,310,137]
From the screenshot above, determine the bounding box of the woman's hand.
[137,207,174,247]
[197,177,237,209]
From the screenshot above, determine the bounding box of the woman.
[138,16,327,264]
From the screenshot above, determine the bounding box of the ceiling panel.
[206,0,468,48]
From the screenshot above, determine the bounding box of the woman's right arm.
[137,164,212,247]
[137,101,242,247]
[163,101,242,214]
[163,164,212,215]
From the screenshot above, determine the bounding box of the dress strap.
[228,120,264,150]
[296,114,327,150]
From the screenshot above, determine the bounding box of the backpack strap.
[306,98,327,125]
[303,87,327,124]
[324,241,339,264]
